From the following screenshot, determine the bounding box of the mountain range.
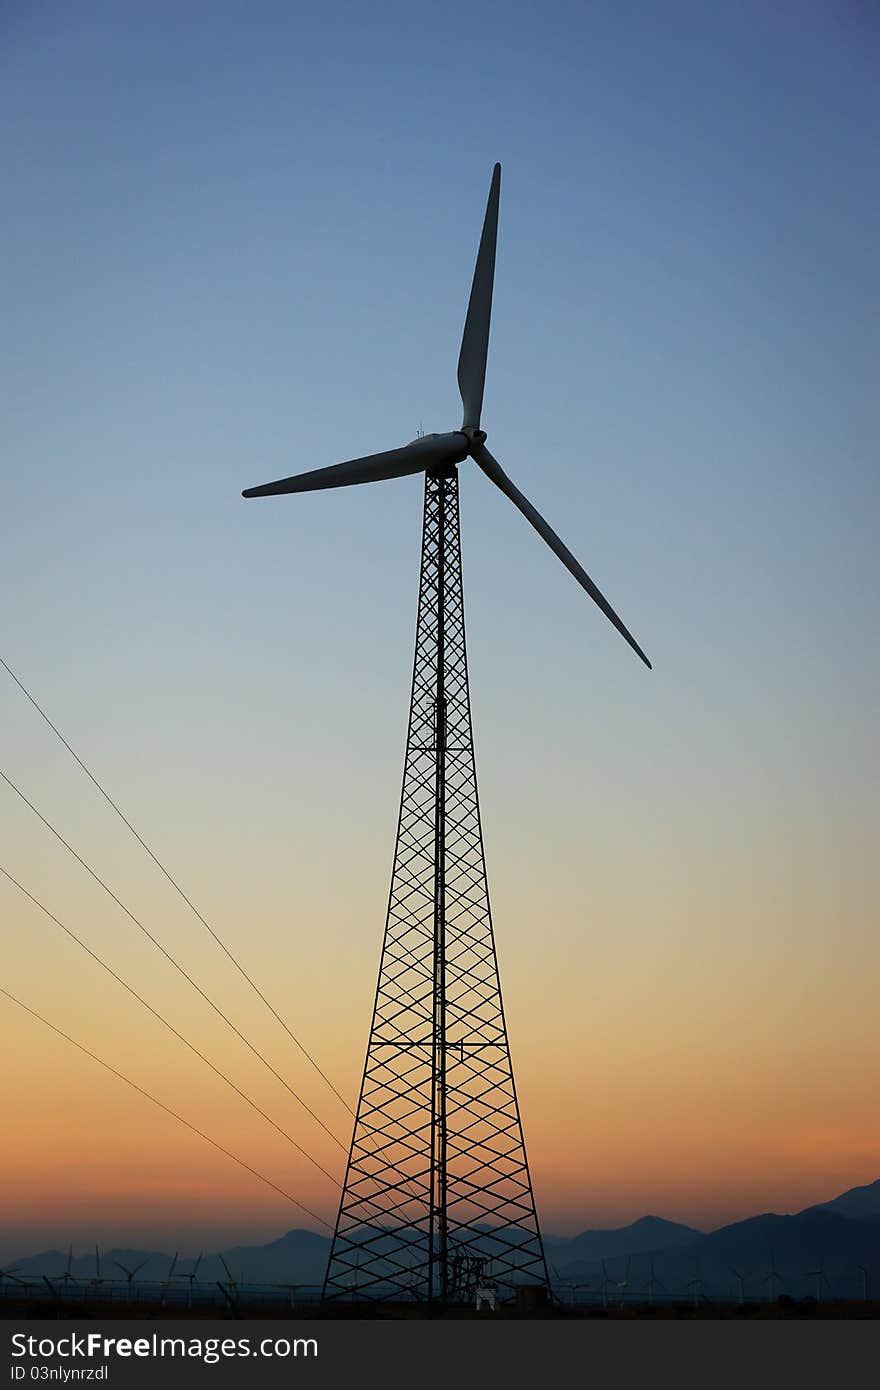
[9,1178,880,1301]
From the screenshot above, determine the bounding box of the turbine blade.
[242,434,467,498]
[472,444,652,669]
[457,163,501,431]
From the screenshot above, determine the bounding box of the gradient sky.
[1,1,877,1261]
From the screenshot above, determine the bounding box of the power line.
[0,652,353,1116]
[0,863,341,1188]
[0,665,426,1217]
[0,766,345,1151]
[0,984,333,1231]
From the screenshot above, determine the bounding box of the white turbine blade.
[457,164,501,431]
[472,443,652,669]
[242,434,468,499]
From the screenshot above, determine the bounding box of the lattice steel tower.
[321,466,548,1303]
[241,162,651,1304]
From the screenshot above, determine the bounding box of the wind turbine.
[275,1281,303,1311]
[763,1249,783,1303]
[246,165,651,1305]
[180,1252,203,1310]
[88,1246,105,1300]
[218,1254,240,1308]
[41,1274,62,1311]
[687,1259,705,1310]
[643,1256,665,1308]
[54,1246,75,1298]
[598,1260,616,1311]
[242,162,651,665]
[806,1255,830,1304]
[731,1267,752,1307]
[856,1263,870,1302]
[159,1252,179,1309]
[616,1257,631,1312]
[114,1257,147,1301]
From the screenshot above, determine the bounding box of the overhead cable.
[0,652,353,1116]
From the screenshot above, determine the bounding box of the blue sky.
[1,1,878,1251]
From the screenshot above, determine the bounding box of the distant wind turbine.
[275,1281,303,1311]
[54,1246,75,1297]
[216,1255,241,1315]
[181,1252,203,1310]
[731,1267,752,1307]
[88,1246,105,1300]
[687,1259,705,1310]
[643,1256,665,1308]
[114,1257,147,1301]
[41,1274,61,1308]
[599,1260,615,1311]
[763,1249,783,1302]
[159,1252,179,1309]
[806,1255,830,1304]
[616,1257,631,1312]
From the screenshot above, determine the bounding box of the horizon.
[2,3,876,1270]
[6,1172,879,1267]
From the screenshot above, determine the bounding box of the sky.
[1,0,877,1261]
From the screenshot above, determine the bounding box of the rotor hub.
[460,427,487,450]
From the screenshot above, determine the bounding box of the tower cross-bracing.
[322,466,548,1302]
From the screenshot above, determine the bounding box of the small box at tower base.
[515,1284,550,1316]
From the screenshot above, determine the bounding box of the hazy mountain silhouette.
[205,1229,329,1284]
[553,1199,880,1301]
[807,1177,880,1222]
[544,1215,701,1266]
[13,1232,328,1287]
[10,1177,879,1295]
